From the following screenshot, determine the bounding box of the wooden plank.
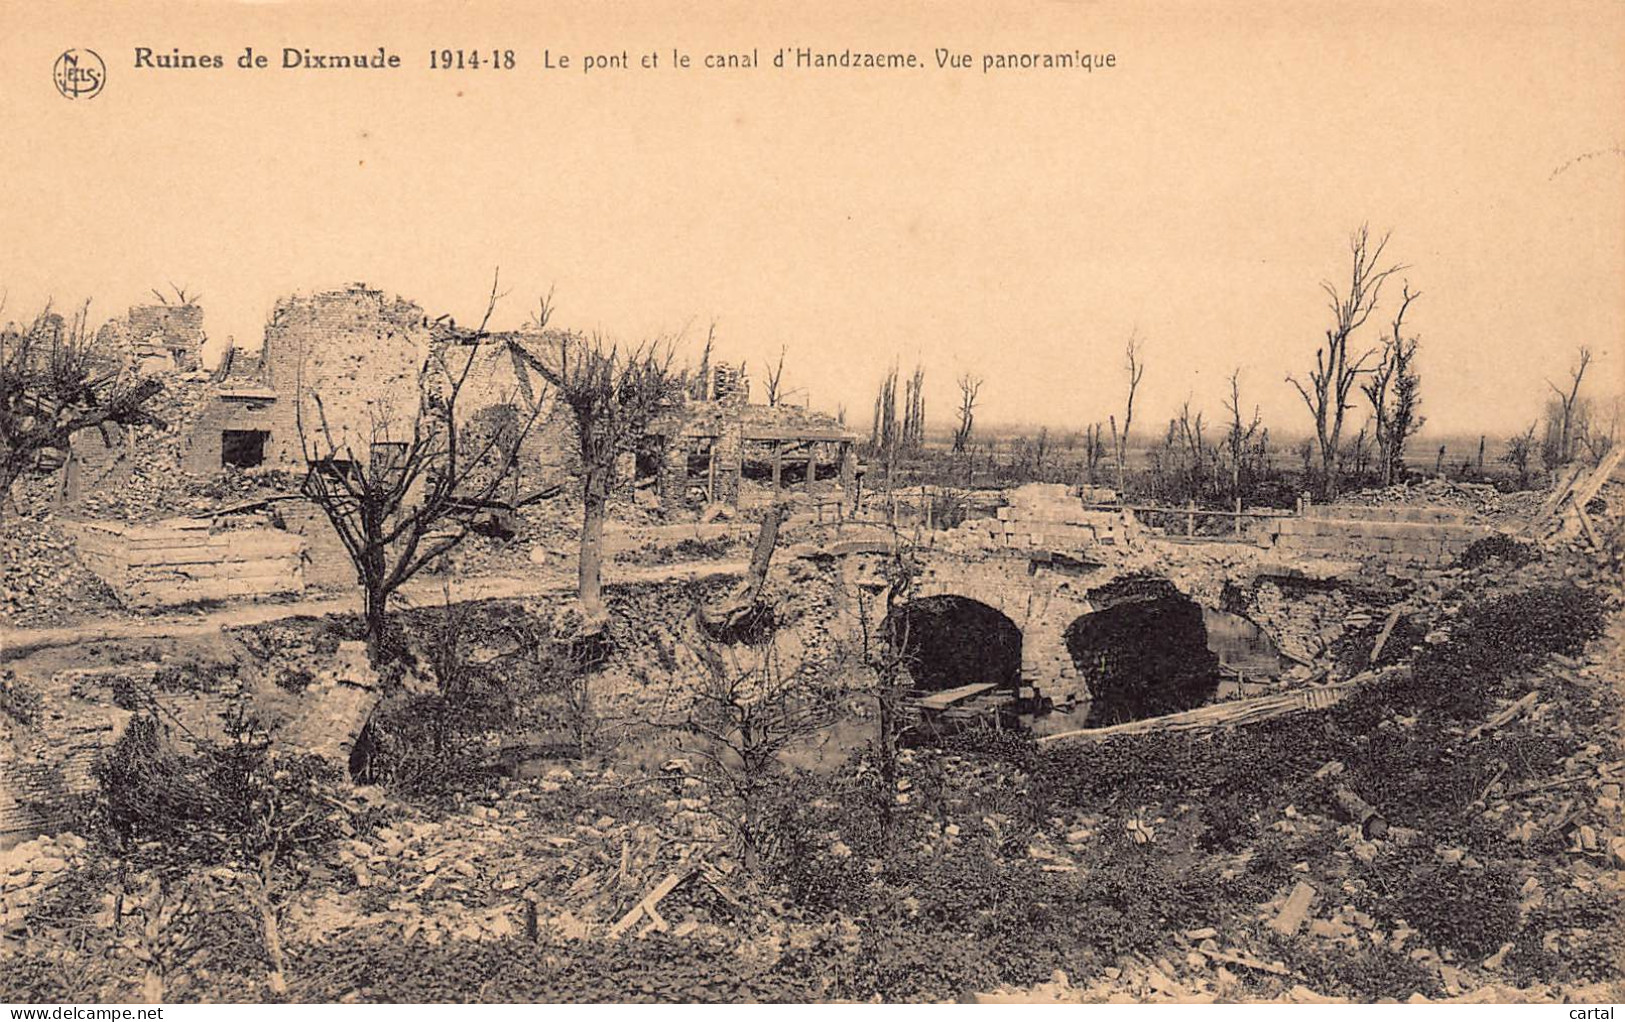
[1529,463,1587,529]
[1569,446,1625,512]
[1270,881,1319,936]
[916,682,997,712]
[742,426,858,442]
[1369,608,1402,664]
[1572,503,1603,549]
[609,870,689,939]
[1036,680,1364,745]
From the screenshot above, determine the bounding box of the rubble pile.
[0,832,90,932]
[65,371,218,522]
[0,515,121,626]
[1336,478,1547,524]
[277,766,761,951]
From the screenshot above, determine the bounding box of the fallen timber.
[1034,667,1405,745]
[903,682,1022,731]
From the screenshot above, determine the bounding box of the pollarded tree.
[1288,225,1404,497]
[0,303,166,505]
[509,324,680,631]
[298,277,546,660]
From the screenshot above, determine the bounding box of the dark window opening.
[221,429,269,469]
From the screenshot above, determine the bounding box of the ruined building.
[648,392,859,508]
[185,283,573,478]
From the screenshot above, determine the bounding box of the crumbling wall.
[0,702,126,838]
[258,285,430,467]
[65,517,306,607]
[183,389,279,475]
[124,303,205,371]
[187,289,577,483]
[1259,504,1495,568]
[943,483,1142,553]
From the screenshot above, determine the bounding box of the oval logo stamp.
[53,48,106,99]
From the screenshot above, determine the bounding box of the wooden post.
[707,442,717,504]
[1234,496,1242,537]
[771,441,782,490]
[1186,499,1195,537]
[804,443,816,495]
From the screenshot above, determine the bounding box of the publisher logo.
[53,48,105,99]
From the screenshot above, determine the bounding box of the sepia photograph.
[1,0,1623,1009]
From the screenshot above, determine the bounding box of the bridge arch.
[1062,575,1219,727]
[884,595,1023,692]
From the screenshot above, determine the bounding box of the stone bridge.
[856,482,1467,705]
[902,550,1101,702]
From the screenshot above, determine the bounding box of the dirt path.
[0,560,749,661]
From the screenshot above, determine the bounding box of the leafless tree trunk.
[1083,422,1107,487]
[1361,283,1422,486]
[1108,330,1145,498]
[901,362,926,449]
[764,345,787,406]
[1547,345,1593,465]
[1289,225,1403,498]
[953,372,982,453]
[856,537,918,850]
[1223,369,1261,501]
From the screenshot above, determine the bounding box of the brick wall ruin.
[1257,503,1495,568]
[64,517,306,608]
[184,286,575,483]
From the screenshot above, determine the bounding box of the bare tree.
[1175,400,1207,498]
[1289,225,1404,497]
[1083,421,1107,487]
[1501,422,1538,489]
[870,362,899,455]
[148,283,198,306]
[853,537,919,850]
[680,632,833,873]
[688,323,716,401]
[1579,394,1619,464]
[1546,345,1593,466]
[764,345,787,407]
[1,303,166,506]
[1361,283,1424,486]
[298,276,543,660]
[1222,369,1262,501]
[1107,330,1146,497]
[901,362,927,449]
[514,326,679,631]
[952,372,982,454]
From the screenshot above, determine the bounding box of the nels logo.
[53,48,105,99]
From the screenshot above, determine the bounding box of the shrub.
[91,708,347,866]
[1458,535,1540,570]
[1355,845,1521,961]
[0,671,44,727]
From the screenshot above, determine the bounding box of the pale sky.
[2,0,1621,440]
